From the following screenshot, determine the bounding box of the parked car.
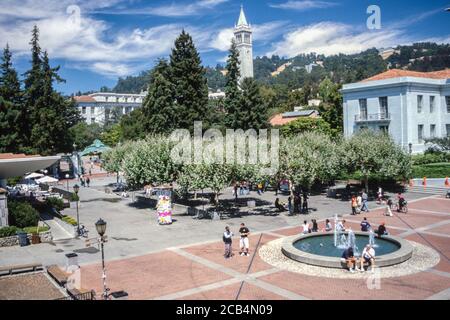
[112,182,128,193]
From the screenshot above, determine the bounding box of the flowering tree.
[102,142,136,183]
[344,130,412,192]
[279,132,342,192]
[122,136,180,189]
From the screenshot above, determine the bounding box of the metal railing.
[57,290,96,300]
[355,113,391,122]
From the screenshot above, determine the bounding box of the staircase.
[407,185,449,195]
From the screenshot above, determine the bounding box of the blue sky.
[0,0,449,95]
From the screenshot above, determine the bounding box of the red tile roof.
[270,114,299,126]
[0,153,41,160]
[73,95,96,103]
[361,69,450,83]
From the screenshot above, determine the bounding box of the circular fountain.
[281,215,413,268]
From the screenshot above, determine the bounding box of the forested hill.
[110,42,450,93]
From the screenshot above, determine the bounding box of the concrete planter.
[0,231,53,247]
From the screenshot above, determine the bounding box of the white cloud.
[267,22,406,57]
[269,1,338,11]
[0,0,219,77]
[95,0,229,17]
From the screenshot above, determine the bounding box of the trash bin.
[17,232,29,247]
[31,234,41,244]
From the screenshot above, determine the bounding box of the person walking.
[287,196,293,215]
[302,191,309,214]
[86,176,90,188]
[356,193,362,214]
[351,195,358,215]
[223,226,234,259]
[361,190,369,212]
[239,223,250,256]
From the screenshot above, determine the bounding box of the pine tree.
[141,59,175,134]
[30,51,79,155]
[238,78,268,130]
[224,39,242,129]
[0,45,22,152]
[170,30,209,131]
[23,25,44,148]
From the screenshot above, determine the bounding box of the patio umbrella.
[36,176,59,184]
[24,172,44,179]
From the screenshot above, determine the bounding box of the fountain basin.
[282,232,413,268]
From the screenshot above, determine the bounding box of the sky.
[0,0,449,95]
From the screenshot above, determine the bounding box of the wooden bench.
[67,288,96,300]
[47,265,70,287]
[0,263,43,276]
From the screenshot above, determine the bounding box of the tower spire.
[237,5,248,26]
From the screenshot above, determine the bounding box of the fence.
[57,290,96,300]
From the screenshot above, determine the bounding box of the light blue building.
[341,69,450,154]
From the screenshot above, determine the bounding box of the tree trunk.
[289,180,294,198]
[365,176,369,194]
[194,191,197,200]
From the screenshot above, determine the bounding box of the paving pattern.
[79,195,450,300]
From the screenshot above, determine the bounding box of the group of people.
[223,223,251,259]
[274,192,309,215]
[350,190,369,215]
[360,217,389,237]
[79,175,90,188]
[342,244,376,273]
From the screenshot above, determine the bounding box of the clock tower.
[234,5,254,83]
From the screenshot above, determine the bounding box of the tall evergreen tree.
[170,30,209,131]
[23,25,44,148]
[224,39,242,129]
[141,59,175,134]
[0,44,22,152]
[238,78,268,130]
[30,51,80,155]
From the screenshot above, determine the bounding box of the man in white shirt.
[359,244,376,272]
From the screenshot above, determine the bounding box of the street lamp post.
[73,184,80,236]
[65,174,70,191]
[95,218,109,300]
[73,143,80,178]
[408,143,412,155]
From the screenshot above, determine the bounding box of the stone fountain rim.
[281,231,413,269]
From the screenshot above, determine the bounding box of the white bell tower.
[234,5,254,83]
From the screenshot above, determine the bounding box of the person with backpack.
[223,226,234,259]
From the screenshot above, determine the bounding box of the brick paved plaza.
[77,195,450,300]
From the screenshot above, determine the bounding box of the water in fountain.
[369,229,378,248]
[347,229,359,255]
[333,215,348,249]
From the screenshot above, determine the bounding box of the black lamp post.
[73,184,80,236]
[408,143,412,155]
[95,218,108,300]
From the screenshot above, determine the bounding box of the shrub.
[412,153,450,165]
[0,226,22,238]
[69,193,79,202]
[22,226,50,234]
[62,215,78,226]
[412,163,450,178]
[45,197,65,212]
[8,200,39,228]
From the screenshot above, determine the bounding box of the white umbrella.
[36,176,59,184]
[24,172,44,179]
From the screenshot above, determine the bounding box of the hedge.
[412,163,450,178]
[0,226,49,238]
[62,215,78,226]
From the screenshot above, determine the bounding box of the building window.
[91,118,95,124]
[379,125,389,133]
[447,124,450,137]
[417,95,423,113]
[430,124,436,138]
[359,99,367,120]
[236,34,242,44]
[430,96,435,113]
[379,97,388,118]
[418,125,424,143]
[446,96,450,113]
[244,33,251,44]
[81,107,86,114]
[91,106,95,114]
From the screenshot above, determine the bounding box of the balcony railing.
[355,113,391,122]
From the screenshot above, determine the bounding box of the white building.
[74,92,146,125]
[234,5,254,83]
[341,69,450,154]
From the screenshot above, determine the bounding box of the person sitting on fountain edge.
[360,217,371,232]
[359,244,376,272]
[376,222,389,237]
[342,247,358,273]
